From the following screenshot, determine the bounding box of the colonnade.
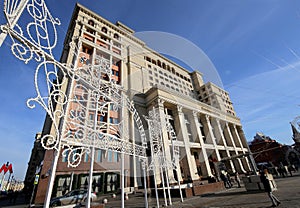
[148,99,252,185]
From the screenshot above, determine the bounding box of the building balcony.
[112,47,121,55]
[83,33,95,42]
[97,39,109,50]
[112,64,119,71]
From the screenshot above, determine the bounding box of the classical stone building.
[30,3,253,204]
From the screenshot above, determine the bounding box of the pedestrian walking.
[226,172,233,188]
[288,165,293,177]
[234,172,241,188]
[220,171,231,188]
[260,169,281,207]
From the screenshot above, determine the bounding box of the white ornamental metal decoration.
[144,107,183,208]
[291,116,300,143]
[1,0,149,207]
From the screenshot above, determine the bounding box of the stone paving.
[1,172,300,208]
[104,172,300,208]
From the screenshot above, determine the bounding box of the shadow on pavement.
[201,190,263,197]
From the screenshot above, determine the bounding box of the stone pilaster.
[192,111,212,176]
[156,99,176,183]
[225,122,245,173]
[215,119,236,173]
[204,115,221,161]
[176,106,198,181]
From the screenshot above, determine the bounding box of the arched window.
[114,33,119,40]
[101,26,107,33]
[88,20,94,26]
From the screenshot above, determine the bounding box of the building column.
[204,115,221,161]
[225,122,246,173]
[215,119,236,173]
[157,99,176,184]
[176,106,198,181]
[192,111,212,177]
[233,125,251,172]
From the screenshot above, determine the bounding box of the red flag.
[8,164,13,173]
[0,164,5,173]
[0,163,13,174]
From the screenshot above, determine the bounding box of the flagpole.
[0,172,5,191]
[5,172,12,191]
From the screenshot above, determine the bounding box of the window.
[113,152,118,162]
[101,27,107,33]
[88,20,94,26]
[113,33,119,39]
[100,115,105,122]
[171,67,175,74]
[96,149,102,162]
[193,152,199,160]
[107,150,112,162]
[89,114,94,122]
[145,56,151,62]
[82,45,93,55]
[110,104,115,110]
[109,117,118,124]
[84,152,89,162]
[157,60,161,67]
[62,150,69,162]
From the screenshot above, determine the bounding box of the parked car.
[50,189,97,207]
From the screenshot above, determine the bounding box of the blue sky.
[0,0,300,179]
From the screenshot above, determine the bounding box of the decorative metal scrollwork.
[145,107,180,171]
[2,0,148,168]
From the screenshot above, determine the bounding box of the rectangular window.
[62,150,69,162]
[107,150,112,162]
[113,152,118,162]
[84,152,89,162]
[96,149,102,162]
[110,104,114,110]
[100,116,105,121]
[89,114,94,121]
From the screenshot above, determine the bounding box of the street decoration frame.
[1,0,149,207]
[145,107,183,207]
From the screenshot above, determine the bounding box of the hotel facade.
[27,3,253,203]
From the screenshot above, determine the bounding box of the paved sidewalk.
[1,172,299,208]
[104,172,300,208]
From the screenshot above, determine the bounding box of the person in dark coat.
[260,169,281,207]
[220,171,231,188]
[234,172,241,188]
